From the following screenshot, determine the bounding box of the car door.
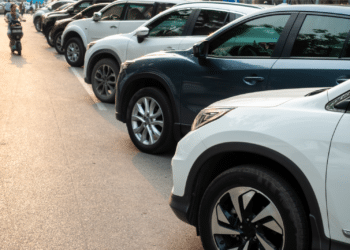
[87,2,125,42]
[269,14,350,90]
[117,3,155,34]
[326,97,350,247]
[178,9,240,50]
[180,13,296,125]
[126,8,195,60]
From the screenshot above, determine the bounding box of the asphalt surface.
[0,14,203,249]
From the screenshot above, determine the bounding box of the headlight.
[120,60,135,72]
[87,41,96,50]
[191,107,234,131]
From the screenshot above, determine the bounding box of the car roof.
[172,1,266,14]
[253,4,350,16]
[99,0,188,12]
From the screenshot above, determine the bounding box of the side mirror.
[67,6,74,13]
[48,6,52,10]
[193,41,208,59]
[135,27,149,43]
[92,12,101,22]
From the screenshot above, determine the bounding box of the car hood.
[133,49,192,62]
[56,17,73,25]
[209,88,323,108]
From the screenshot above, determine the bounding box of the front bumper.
[169,192,192,224]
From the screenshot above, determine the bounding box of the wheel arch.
[62,29,86,48]
[86,50,122,84]
[186,142,329,249]
[118,73,179,124]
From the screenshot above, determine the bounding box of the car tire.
[198,165,309,250]
[34,17,41,32]
[45,26,54,47]
[54,31,64,54]
[126,87,175,154]
[64,37,85,67]
[91,59,119,103]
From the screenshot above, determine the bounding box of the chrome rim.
[56,35,63,52]
[131,97,164,145]
[67,42,80,63]
[211,187,285,250]
[94,64,116,98]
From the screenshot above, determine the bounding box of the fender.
[180,142,330,250]
[117,71,179,124]
[85,49,122,84]
[62,25,87,48]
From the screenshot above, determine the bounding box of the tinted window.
[126,4,153,20]
[101,4,125,21]
[147,9,193,37]
[82,5,106,17]
[291,15,350,58]
[52,2,64,9]
[208,15,290,57]
[155,3,174,15]
[192,10,229,36]
[74,2,91,14]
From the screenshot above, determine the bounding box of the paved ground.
[0,14,203,249]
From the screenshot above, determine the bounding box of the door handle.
[165,46,175,51]
[336,77,350,85]
[110,25,117,29]
[243,76,265,86]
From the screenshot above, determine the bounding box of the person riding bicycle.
[4,4,25,51]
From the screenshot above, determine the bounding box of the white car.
[170,81,350,249]
[84,2,264,103]
[62,0,181,67]
[33,0,74,31]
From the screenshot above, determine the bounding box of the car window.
[52,2,64,10]
[74,2,91,14]
[126,4,153,20]
[155,3,175,15]
[208,15,290,57]
[147,9,193,37]
[291,15,350,58]
[192,10,230,36]
[101,4,125,21]
[82,5,106,17]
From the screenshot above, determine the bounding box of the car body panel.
[327,113,350,244]
[172,87,343,240]
[62,18,90,46]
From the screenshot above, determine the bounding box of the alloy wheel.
[67,42,80,63]
[131,97,164,145]
[94,64,116,98]
[56,36,63,52]
[35,20,41,31]
[211,187,285,250]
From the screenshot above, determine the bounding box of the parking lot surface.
[0,15,202,249]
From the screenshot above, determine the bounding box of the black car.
[50,3,108,54]
[41,0,113,46]
[115,5,350,154]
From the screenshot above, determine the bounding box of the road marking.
[70,67,107,111]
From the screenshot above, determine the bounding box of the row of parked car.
[34,1,350,249]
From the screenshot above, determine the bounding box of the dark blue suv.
[116,5,350,154]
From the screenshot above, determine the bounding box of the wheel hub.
[211,187,285,250]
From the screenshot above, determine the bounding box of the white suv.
[170,81,350,249]
[62,0,181,67]
[84,2,264,102]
